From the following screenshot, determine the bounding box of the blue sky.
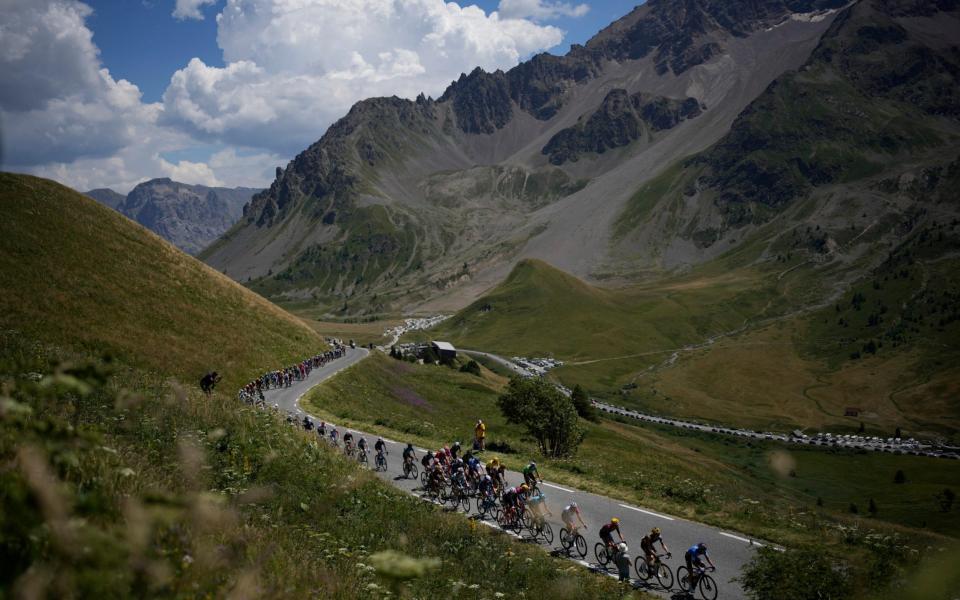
[2,0,638,192]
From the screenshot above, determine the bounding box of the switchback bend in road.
[263,347,764,600]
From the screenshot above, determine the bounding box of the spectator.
[475,419,486,451]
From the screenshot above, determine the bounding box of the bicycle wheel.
[656,562,675,590]
[574,535,587,559]
[698,574,718,600]
[419,470,427,487]
[560,528,572,550]
[676,566,690,591]
[476,496,488,516]
[594,543,609,566]
[460,493,471,513]
[540,521,554,545]
[521,509,533,530]
[634,557,652,581]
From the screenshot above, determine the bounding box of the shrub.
[738,546,852,600]
[458,360,481,376]
[570,384,598,422]
[497,377,584,457]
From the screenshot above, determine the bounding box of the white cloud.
[161,0,565,155]
[173,0,216,20]
[0,0,158,166]
[498,0,590,21]
[160,158,223,186]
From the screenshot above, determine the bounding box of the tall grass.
[0,332,643,598]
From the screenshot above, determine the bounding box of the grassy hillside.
[431,258,779,383]
[0,173,322,391]
[0,174,632,598]
[430,254,960,439]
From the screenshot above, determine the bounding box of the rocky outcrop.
[542,89,703,164]
[89,179,259,254]
[691,0,960,227]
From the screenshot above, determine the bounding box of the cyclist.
[402,443,417,467]
[599,518,625,552]
[450,461,468,491]
[684,543,715,593]
[522,461,541,488]
[421,450,435,471]
[486,457,505,492]
[374,437,387,461]
[640,528,670,570]
[318,421,327,437]
[357,436,368,461]
[343,431,354,455]
[302,416,313,430]
[527,488,552,524]
[561,502,587,535]
[501,484,528,522]
[428,463,446,496]
[478,473,495,498]
[450,441,462,460]
[465,454,482,485]
[329,427,339,446]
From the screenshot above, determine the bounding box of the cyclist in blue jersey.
[684,543,716,592]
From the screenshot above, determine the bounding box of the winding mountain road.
[265,347,764,599]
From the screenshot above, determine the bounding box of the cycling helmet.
[698,543,707,550]
[520,484,530,492]
[617,542,628,553]
[611,517,620,524]
[652,527,661,535]
[569,502,578,510]
[530,461,536,467]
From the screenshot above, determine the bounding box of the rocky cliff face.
[202,0,959,317]
[542,89,703,165]
[87,179,260,255]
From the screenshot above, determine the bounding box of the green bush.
[497,377,584,457]
[458,360,482,376]
[738,546,852,600]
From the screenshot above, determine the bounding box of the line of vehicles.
[594,401,960,459]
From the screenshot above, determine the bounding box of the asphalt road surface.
[265,347,763,599]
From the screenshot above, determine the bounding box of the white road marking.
[618,504,675,521]
[719,532,762,546]
[542,482,575,493]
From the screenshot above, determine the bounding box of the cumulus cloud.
[161,0,565,155]
[173,0,217,20]
[498,0,590,21]
[0,0,159,167]
[160,158,223,186]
